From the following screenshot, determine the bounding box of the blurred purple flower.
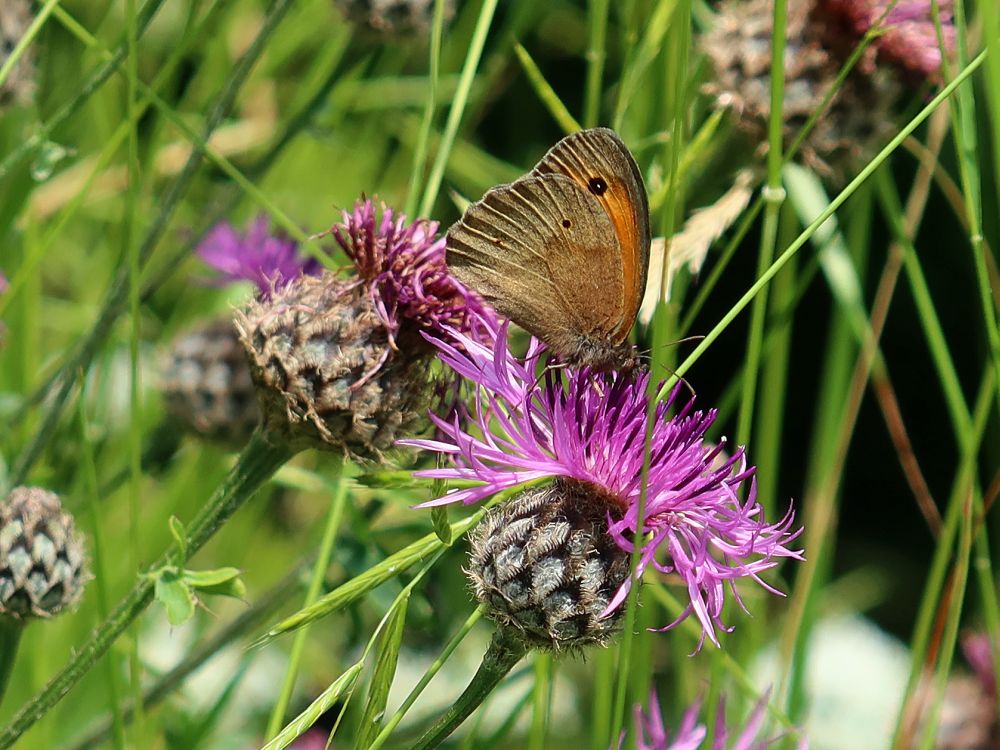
[821,0,955,79]
[402,318,803,647]
[626,690,807,750]
[289,729,327,750]
[197,214,321,298]
[963,631,998,697]
[329,197,494,345]
[630,691,705,750]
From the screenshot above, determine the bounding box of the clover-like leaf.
[154,568,196,626]
[183,567,246,600]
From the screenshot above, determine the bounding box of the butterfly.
[446,127,650,371]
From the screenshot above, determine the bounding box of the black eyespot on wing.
[588,177,608,196]
[562,219,571,228]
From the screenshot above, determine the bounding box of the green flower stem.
[583,0,609,127]
[735,0,787,455]
[411,628,529,750]
[0,619,24,709]
[0,429,293,749]
[404,0,446,217]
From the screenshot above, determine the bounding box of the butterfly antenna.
[528,357,569,394]
[642,337,705,400]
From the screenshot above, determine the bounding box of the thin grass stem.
[265,467,348,739]
[418,0,500,217]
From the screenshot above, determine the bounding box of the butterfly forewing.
[532,128,650,342]
[447,173,623,352]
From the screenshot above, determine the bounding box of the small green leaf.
[357,594,409,748]
[354,470,420,489]
[513,43,581,135]
[431,505,452,546]
[168,516,188,559]
[183,567,241,588]
[253,510,485,647]
[261,662,364,750]
[184,567,247,600]
[154,570,196,626]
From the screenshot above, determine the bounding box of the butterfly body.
[446,128,650,372]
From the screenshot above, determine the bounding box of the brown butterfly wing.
[446,173,624,356]
[531,128,650,344]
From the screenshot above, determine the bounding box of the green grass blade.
[253,509,485,646]
[513,43,581,134]
[356,590,410,748]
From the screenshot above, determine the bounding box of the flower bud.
[0,1,35,109]
[333,0,455,37]
[0,487,88,620]
[160,317,260,445]
[467,478,630,651]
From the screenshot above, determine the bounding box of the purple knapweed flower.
[402,317,803,647]
[197,214,321,298]
[821,0,956,80]
[625,690,807,750]
[328,198,494,346]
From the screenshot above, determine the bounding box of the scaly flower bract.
[402,318,803,647]
[197,214,320,298]
[329,198,493,346]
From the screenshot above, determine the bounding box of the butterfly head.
[564,336,643,374]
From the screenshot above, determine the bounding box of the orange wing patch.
[533,129,650,344]
[596,177,643,343]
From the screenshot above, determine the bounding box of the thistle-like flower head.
[403,318,803,647]
[329,198,493,347]
[197,214,321,298]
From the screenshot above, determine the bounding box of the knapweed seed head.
[197,214,321,299]
[236,274,431,459]
[160,317,260,445]
[0,487,88,620]
[0,1,35,108]
[467,478,631,651]
[333,0,455,37]
[237,198,488,459]
[404,318,803,648]
[703,0,900,181]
